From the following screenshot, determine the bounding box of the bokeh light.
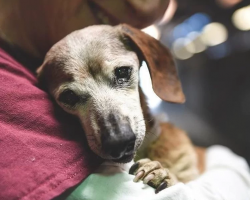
[232,5,250,31]
[216,0,242,8]
[171,13,211,41]
[201,22,228,46]
[187,32,207,53]
[172,38,194,60]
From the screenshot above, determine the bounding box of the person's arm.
[187,145,250,200]
[0,47,102,200]
[65,145,250,200]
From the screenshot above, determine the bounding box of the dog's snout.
[109,134,135,158]
[102,128,136,159]
[101,114,136,159]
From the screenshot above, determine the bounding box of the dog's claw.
[143,173,155,184]
[129,162,139,175]
[133,170,144,182]
[155,181,168,194]
[130,159,174,193]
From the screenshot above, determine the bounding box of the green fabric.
[65,172,134,200]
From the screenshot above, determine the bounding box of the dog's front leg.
[129,158,177,194]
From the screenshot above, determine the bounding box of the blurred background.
[140,0,250,163]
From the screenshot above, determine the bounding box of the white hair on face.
[41,25,146,161]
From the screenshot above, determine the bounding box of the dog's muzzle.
[100,113,136,162]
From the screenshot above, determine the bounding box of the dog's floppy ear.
[36,61,52,91]
[36,60,56,91]
[117,24,185,103]
[36,64,47,89]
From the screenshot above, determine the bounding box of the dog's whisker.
[135,117,154,124]
[135,119,145,123]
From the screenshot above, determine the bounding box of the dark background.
[150,0,250,163]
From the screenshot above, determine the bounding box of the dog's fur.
[37,24,200,191]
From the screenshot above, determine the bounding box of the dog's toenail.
[143,173,155,184]
[133,171,144,182]
[129,162,139,175]
[155,181,168,194]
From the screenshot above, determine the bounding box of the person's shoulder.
[0,46,21,66]
[206,145,249,171]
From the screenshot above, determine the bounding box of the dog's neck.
[97,160,134,173]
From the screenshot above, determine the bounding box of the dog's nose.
[109,134,135,159]
[101,114,136,159]
[102,133,136,159]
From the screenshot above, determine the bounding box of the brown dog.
[37,24,201,193]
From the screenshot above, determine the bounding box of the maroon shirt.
[0,46,102,200]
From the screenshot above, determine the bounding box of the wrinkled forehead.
[43,25,140,93]
[55,26,139,77]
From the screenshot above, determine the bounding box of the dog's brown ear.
[36,61,54,91]
[117,24,185,103]
[36,63,49,90]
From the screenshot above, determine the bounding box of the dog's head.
[37,24,185,163]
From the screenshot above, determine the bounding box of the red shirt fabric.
[0,46,102,200]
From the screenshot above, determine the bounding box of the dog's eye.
[115,67,132,84]
[58,90,80,106]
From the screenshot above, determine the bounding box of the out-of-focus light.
[187,32,207,53]
[187,13,211,32]
[159,0,177,25]
[232,5,250,31]
[142,25,160,40]
[201,22,228,46]
[206,42,230,59]
[216,0,242,8]
[139,62,162,109]
[171,13,211,41]
[173,23,192,39]
[172,38,194,60]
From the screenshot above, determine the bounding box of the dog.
[37,24,200,193]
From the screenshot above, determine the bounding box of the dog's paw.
[129,158,176,194]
